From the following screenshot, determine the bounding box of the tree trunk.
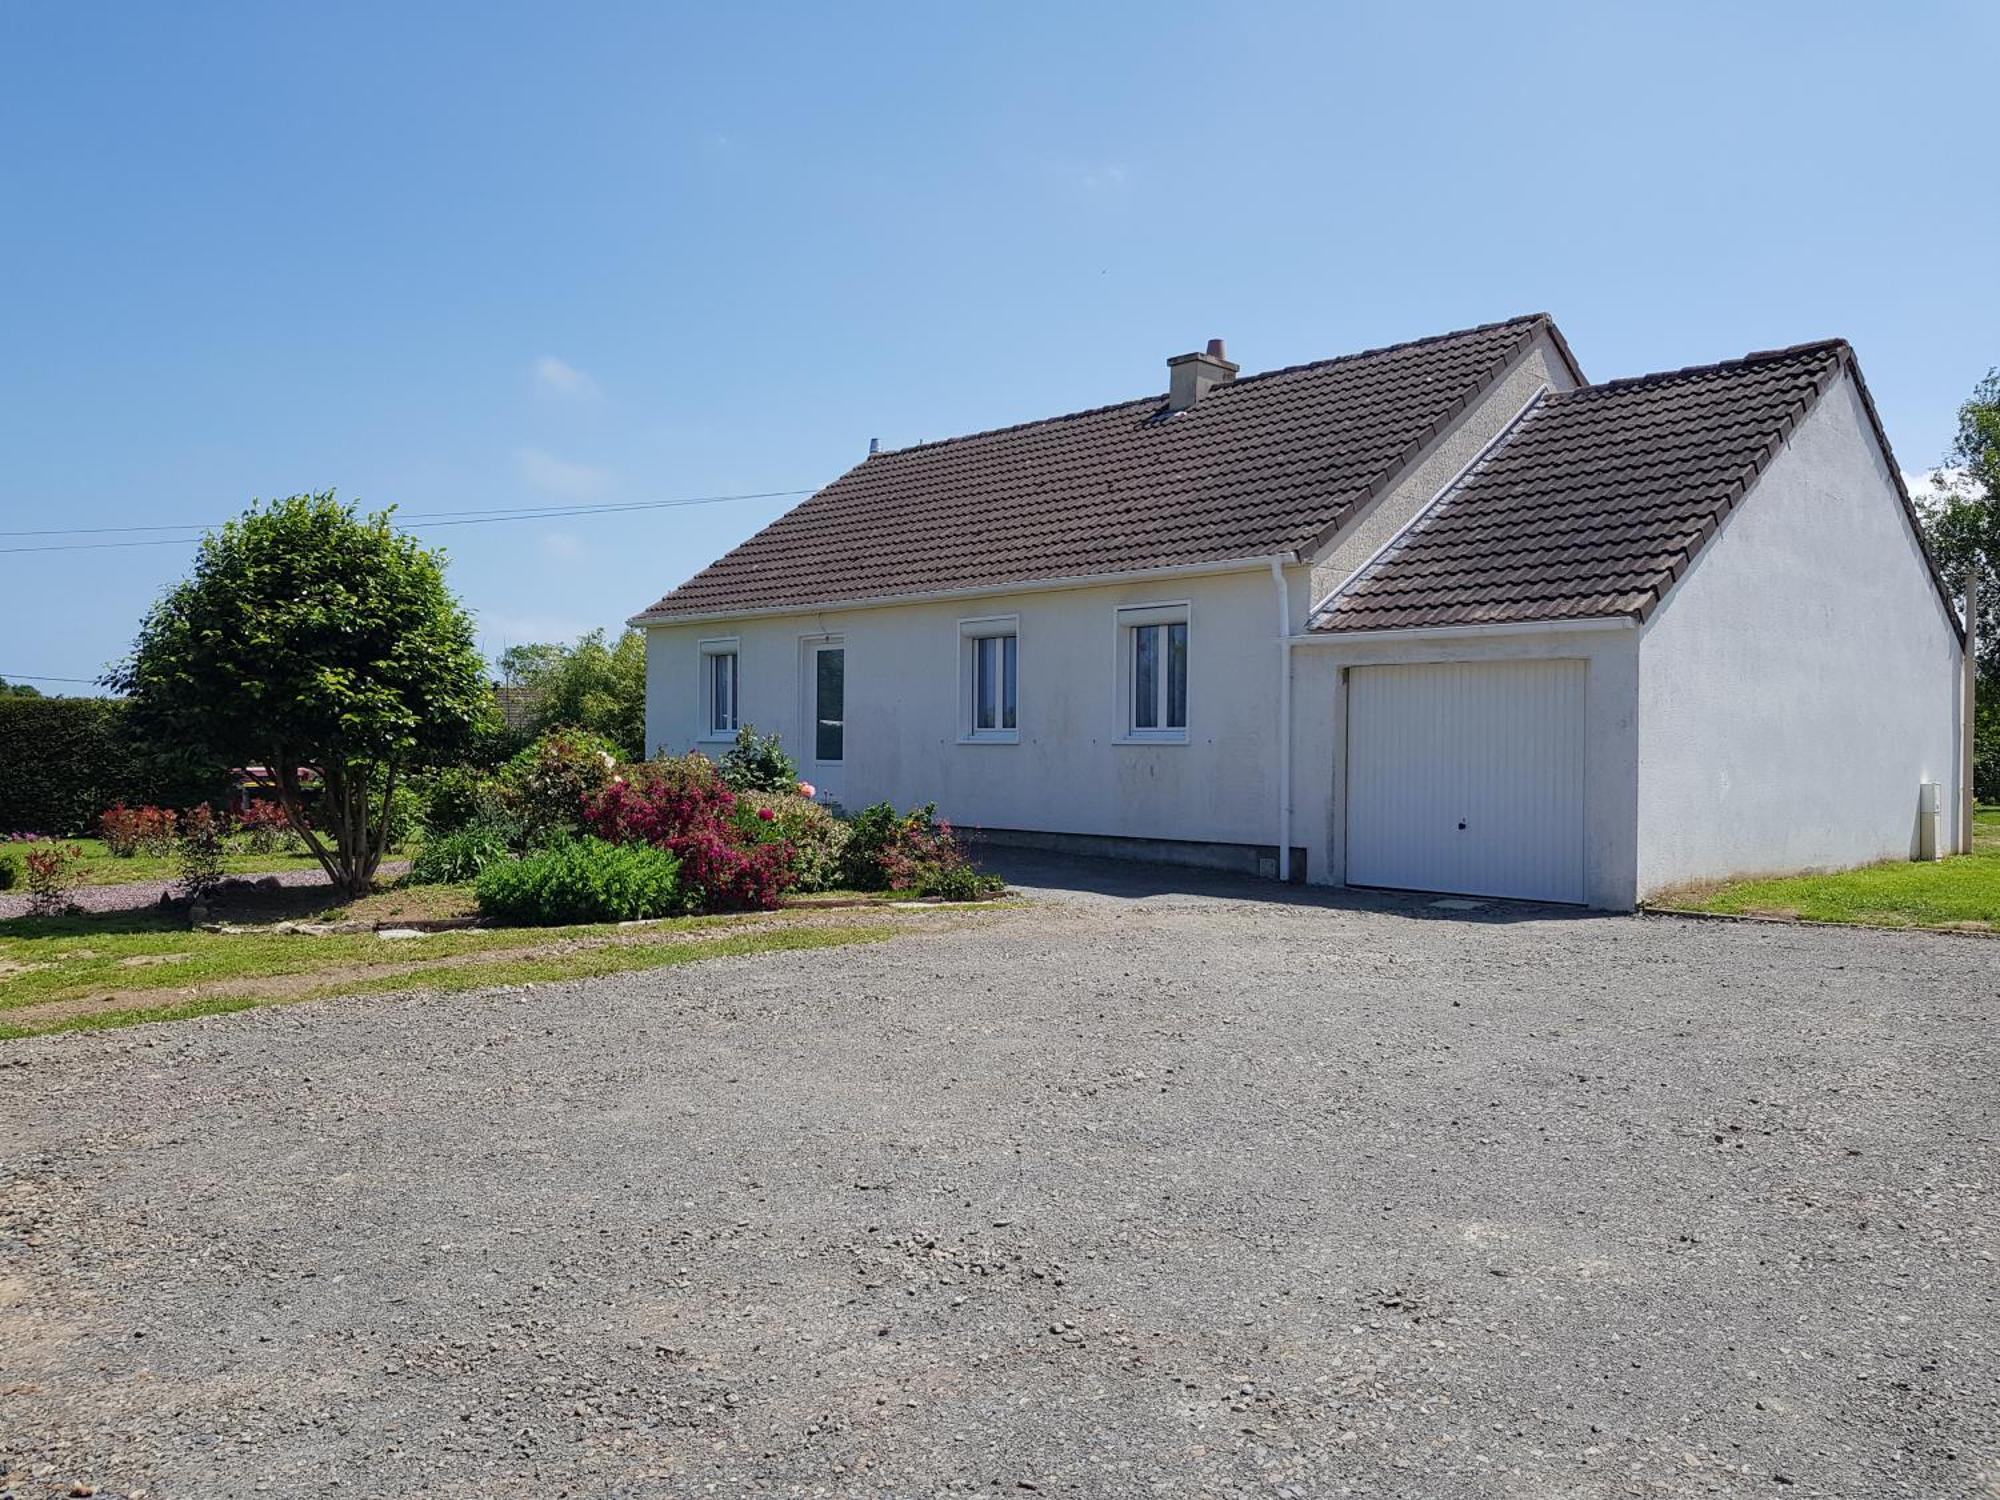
[273,755,342,888]
[318,763,372,898]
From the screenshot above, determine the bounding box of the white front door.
[1345,660,1587,904]
[805,639,845,804]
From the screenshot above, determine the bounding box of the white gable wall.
[1633,371,1964,896]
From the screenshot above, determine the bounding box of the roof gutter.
[1286,615,1638,646]
[628,552,1302,629]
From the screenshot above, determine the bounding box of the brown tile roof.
[1313,339,1956,634]
[636,315,1571,621]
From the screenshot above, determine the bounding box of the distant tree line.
[1917,367,1999,799]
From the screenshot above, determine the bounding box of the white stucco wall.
[1286,626,1642,909]
[1309,333,1579,606]
[645,566,1297,852]
[1633,371,1964,895]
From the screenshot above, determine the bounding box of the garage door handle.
[1456,819,1467,830]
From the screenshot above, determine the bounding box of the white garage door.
[1345,660,1586,904]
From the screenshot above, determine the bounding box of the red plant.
[238,798,291,833]
[98,802,177,858]
[98,802,144,857]
[584,758,792,912]
[880,816,972,890]
[24,842,84,915]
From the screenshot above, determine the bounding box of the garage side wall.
[1634,372,1964,895]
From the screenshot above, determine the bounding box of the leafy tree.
[499,627,647,758]
[108,493,488,894]
[0,678,44,698]
[1917,368,2000,798]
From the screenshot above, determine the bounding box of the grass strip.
[0,923,895,1041]
[1656,807,1999,931]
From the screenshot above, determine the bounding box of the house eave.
[628,553,1302,630]
[1293,615,1639,646]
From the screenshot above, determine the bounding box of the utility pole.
[1965,565,1980,854]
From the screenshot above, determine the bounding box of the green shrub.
[414,765,510,838]
[473,837,683,926]
[0,697,226,837]
[839,802,903,891]
[0,848,19,890]
[408,821,515,885]
[839,800,1000,896]
[736,791,850,892]
[718,724,800,794]
[382,781,425,853]
[500,727,621,845]
[911,859,1006,901]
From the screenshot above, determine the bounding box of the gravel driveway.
[3,857,1995,1498]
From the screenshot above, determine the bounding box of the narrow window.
[1001,634,1017,730]
[708,650,738,736]
[963,621,1019,739]
[814,646,844,762]
[976,635,1000,730]
[1133,624,1160,729]
[1121,606,1188,738]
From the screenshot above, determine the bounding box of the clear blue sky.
[3,2,1993,692]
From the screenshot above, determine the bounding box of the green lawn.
[17,836,333,887]
[0,903,902,1041]
[1658,806,2000,931]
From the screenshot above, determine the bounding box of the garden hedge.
[0,697,226,836]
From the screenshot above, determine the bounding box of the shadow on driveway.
[972,842,1607,927]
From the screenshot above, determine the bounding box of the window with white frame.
[959,617,1019,740]
[1117,603,1188,740]
[700,641,739,738]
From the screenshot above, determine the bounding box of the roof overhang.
[1294,615,1638,646]
[628,552,1302,630]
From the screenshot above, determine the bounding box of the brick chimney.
[1166,338,1239,413]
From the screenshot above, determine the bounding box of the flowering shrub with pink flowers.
[501,727,621,845]
[584,753,792,912]
[734,790,850,893]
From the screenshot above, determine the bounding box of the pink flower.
[797,781,816,799]
[757,806,776,821]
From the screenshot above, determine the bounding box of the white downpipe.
[1271,556,1292,883]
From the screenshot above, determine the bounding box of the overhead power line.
[0,488,814,554]
[0,672,102,684]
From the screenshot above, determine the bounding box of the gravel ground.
[2,855,1996,1499]
[0,862,409,921]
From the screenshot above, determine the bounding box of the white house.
[632,315,1970,910]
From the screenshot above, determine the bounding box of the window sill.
[696,732,737,745]
[1113,731,1189,746]
[958,731,1020,745]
